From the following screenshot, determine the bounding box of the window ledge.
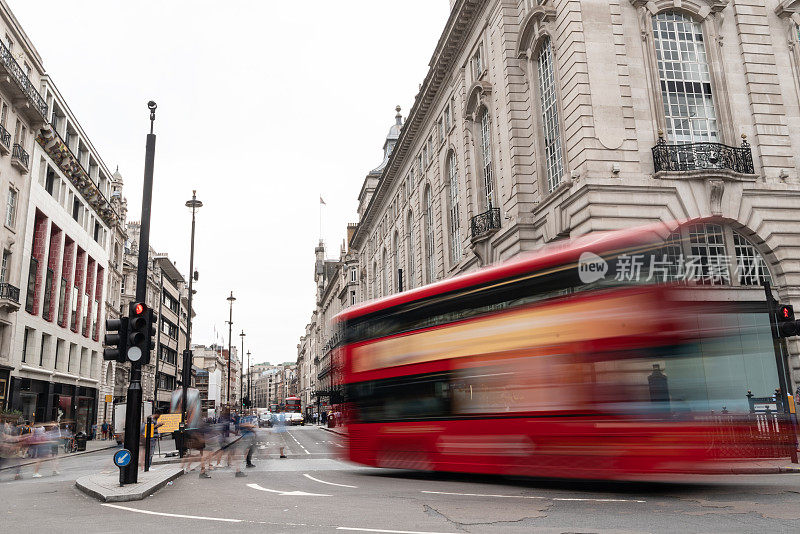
[532,177,574,217]
[653,169,759,182]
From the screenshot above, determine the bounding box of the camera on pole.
[777,304,800,338]
[127,302,152,365]
[103,318,129,362]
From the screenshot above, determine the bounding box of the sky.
[8,1,451,366]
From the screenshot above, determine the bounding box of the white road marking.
[101,503,242,522]
[101,503,315,527]
[287,429,311,454]
[304,473,358,488]
[329,441,344,448]
[420,491,644,503]
[336,528,460,534]
[247,482,331,497]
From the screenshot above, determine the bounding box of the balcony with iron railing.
[0,124,10,155]
[652,133,755,175]
[11,143,29,173]
[0,282,21,311]
[470,207,501,240]
[0,39,47,122]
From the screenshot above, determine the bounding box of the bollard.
[144,416,152,472]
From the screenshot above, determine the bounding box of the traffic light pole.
[763,281,799,464]
[121,102,158,485]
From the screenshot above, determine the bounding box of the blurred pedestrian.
[101,421,109,440]
[273,410,287,458]
[0,422,23,480]
[32,423,60,477]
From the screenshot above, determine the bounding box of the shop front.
[8,376,97,433]
[0,365,10,411]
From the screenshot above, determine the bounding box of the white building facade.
[346,0,800,389]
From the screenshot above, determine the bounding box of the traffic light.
[127,302,152,365]
[777,304,800,338]
[103,317,129,362]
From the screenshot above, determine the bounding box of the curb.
[75,467,184,503]
[0,442,119,472]
[320,426,346,437]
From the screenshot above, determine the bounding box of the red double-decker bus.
[333,221,795,479]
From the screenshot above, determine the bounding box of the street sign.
[114,448,132,468]
[105,394,113,403]
[157,413,181,434]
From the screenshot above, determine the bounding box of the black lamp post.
[247,350,252,410]
[226,291,235,406]
[179,191,202,457]
[239,330,246,411]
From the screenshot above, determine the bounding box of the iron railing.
[470,207,501,238]
[12,144,29,168]
[652,135,754,174]
[0,39,47,120]
[0,282,20,303]
[0,124,10,151]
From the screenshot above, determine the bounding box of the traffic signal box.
[103,317,129,362]
[778,304,800,338]
[127,302,155,365]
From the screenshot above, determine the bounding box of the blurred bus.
[333,221,795,479]
[284,396,304,425]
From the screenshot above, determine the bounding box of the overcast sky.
[9,1,450,366]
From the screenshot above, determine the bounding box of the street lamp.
[180,191,202,455]
[226,291,235,406]
[239,329,246,411]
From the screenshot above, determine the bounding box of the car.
[288,412,304,426]
[258,411,273,427]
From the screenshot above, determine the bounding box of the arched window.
[652,12,718,143]
[371,260,377,299]
[536,37,564,192]
[446,152,462,263]
[392,231,400,292]
[382,248,389,296]
[424,186,436,283]
[478,107,495,210]
[406,211,415,290]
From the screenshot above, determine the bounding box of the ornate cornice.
[629,0,728,19]
[350,0,487,249]
[516,4,557,58]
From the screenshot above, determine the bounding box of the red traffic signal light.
[134,302,145,315]
[779,305,794,321]
[777,304,799,338]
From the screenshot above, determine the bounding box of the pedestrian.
[0,422,23,480]
[240,414,257,469]
[273,410,287,458]
[101,421,109,440]
[32,423,60,478]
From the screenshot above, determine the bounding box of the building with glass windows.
[343,0,800,394]
[0,0,46,413]
[6,76,120,433]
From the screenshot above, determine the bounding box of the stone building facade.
[344,0,800,387]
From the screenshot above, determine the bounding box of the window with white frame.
[471,44,484,79]
[652,12,718,143]
[0,249,9,283]
[424,186,436,283]
[5,187,17,228]
[406,211,415,290]
[392,231,400,292]
[447,152,462,263]
[733,232,772,286]
[350,267,357,283]
[655,224,772,287]
[478,108,495,210]
[382,248,389,296]
[537,37,564,193]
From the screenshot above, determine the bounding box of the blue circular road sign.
[114,448,132,468]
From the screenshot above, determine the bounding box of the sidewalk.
[0,438,119,472]
[702,458,800,475]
